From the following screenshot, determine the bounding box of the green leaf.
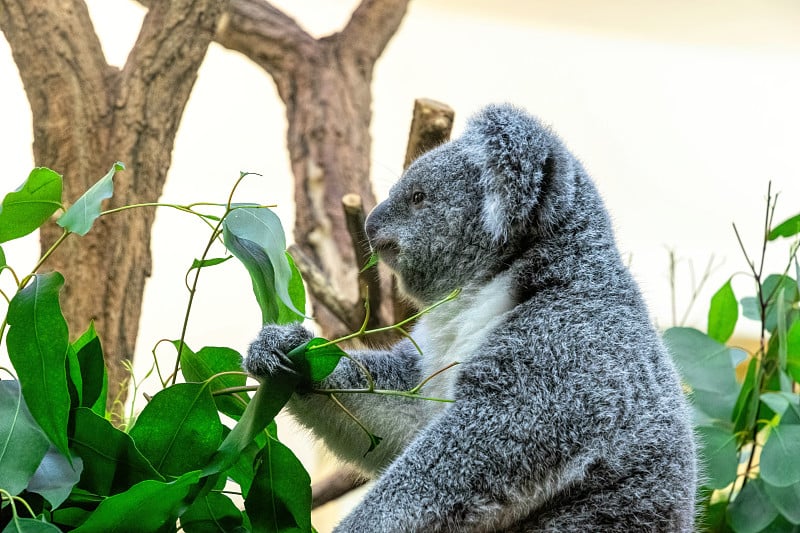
[785,321,800,383]
[276,252,306,325]
[190,256,233,271]
[763,481,800,525]
[728,478,779,533]
[245,436,312,533]
[56,162,123,236]
[176,342,248,419]
[0,168,63,243]
[732,357,760,436]
[71,470,203,533]
[6,272,71,457]
[761,424,800,487]
[0,245,6,269]
[70,408,163,496]
[223,206,305,323]
[72,324,108,416]
[129,383,222,478]
[360,251,379,273]
[180,493,244,532]
[288,338,346,383]
[708,279,739,343]
[1,518,63,533]
[769,213,800,241]
[26,446,84,508]
[663,327,740,422]
[0,381,50,496]
[742,276,800,332]
[761,392,800,418]
[696,424,738,489]
[206,376,295,475]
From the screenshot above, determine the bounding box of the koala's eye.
[411,191,425,205]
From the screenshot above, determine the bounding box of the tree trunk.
[0,0,227,410]
[215,0,410,338]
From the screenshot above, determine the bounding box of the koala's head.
[365,104,577,305]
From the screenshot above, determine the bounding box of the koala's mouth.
[370,239,401,266]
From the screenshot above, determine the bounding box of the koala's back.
[454,178,696,530]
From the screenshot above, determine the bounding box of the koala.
[246,104,697,532]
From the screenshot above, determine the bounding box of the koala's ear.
[462,104,576,242]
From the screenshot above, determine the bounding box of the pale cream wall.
[1,1,799,530]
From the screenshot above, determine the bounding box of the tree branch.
[338,0,410,64]
[311,469,368,509]
[288,244,361,333]
[403,98,455,169]
[0,0,113,169]
[343,194,382,329]
[214,0,316,79]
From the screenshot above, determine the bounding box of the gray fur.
[245,104,697,532]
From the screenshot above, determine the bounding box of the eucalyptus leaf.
[57,162,124,236]
[277,252,306,325]
[785,321,800,383]
[728,478,779,533]
[742,276,800,332]
[732,357,760,435]
[206,376,295,475]
[72,325,107,417]
[71,470,203,533]
[190,256,233,270]
[245,436,312,533]
[0,381,50,496]
[0,167,63,243]
[288,338,346,383]
[761,392,800,418]
[128,383,222,478]
[696,424,738,489]
[769,213,800,241]
[180,492,244,532]
[763,481,800,525]
[176,342,248,419]
[1,518,63,533]
[663,327,740,422]
[70,408,163,496]
[26,446,84,508]
[708,278,738,343]
[223,206,305,322]
[760,424,800,487]
[6,272,71,458]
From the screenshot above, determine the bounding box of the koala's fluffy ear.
[462,104,576,242]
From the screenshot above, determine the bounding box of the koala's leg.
[285,338,430,473]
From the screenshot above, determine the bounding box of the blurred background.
[1,1,799,529]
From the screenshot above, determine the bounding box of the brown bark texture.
[0,0,227,408]
[214,0,411,338]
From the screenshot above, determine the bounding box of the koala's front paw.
[245,323,314,380]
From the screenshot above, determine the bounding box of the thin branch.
[311,469,368,509]
[288,244,362,331]
[343,193,382,329]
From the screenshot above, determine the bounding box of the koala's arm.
[332,381,593,533]
[246,324,427,472]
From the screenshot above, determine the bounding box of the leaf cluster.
[666,186,800,532]
[0,167,319,532]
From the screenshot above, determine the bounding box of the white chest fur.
[412,271,516,401]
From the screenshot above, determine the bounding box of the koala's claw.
[244,323,314,380]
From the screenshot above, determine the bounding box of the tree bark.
[214,0,410,338]
[0,0,227,410]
